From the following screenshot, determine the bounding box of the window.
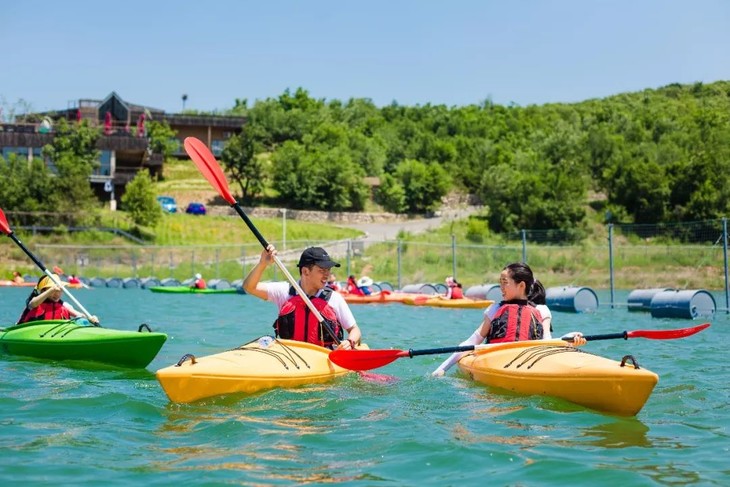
[211,139,225,156]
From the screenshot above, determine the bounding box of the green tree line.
[2,81,729,238]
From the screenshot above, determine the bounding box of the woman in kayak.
[444,276,464,299]
[17,274,99,324]
[432,263,583,376]
[243,245,362,350]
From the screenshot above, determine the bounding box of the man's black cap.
[298,247,341,269]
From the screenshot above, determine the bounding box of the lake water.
[1,287,728,485]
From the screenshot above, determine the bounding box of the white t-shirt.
[265,281,357,331]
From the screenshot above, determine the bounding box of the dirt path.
[337,206,481,241]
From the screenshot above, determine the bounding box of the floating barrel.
[161,278,181,287]
[209,278,231,290]
[627,288,674,312]
[433,283,448,294]
[230,279,246,293]
[546,286,599,313]
[650,289,716,319]
[105,277,123,288]
[400,283,439,295]
[140,277,162,289]
[465,283,502,302]
[122,277,140,289]
[377,281,395,292]
[89,277,107,288]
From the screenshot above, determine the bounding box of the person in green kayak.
[17,273,99,324]
[432,262,584,376]
[243,245,362,350]
[190,273,207,290]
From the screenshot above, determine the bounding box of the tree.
[396,159,451,214]
[146,120,178,160]
[221,128,265,203]
[375,173,407,214]
[121,169,162,228]
[41,119,100,220]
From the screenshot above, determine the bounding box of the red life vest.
[274,287,344,347]
[449,285,464,299]
[487,300,543,343]
[18,300,71,324]
[193,278,207,289]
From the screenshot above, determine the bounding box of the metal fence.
[27,219,729,312]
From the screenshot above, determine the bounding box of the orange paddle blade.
[183,137,236,205]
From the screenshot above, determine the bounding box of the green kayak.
[148,286,243,294]
[0,319,167,368]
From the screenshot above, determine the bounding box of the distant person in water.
[191,273,207,289]
[17,274,98,324]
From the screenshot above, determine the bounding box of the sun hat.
[36,273,66,291]
[357,276,374,287]
[195,273,202,279]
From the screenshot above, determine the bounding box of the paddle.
[329,323,711,371]
[0,208,98,324]
[182,137,394,381]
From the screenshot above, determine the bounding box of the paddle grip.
[574,331,628,342]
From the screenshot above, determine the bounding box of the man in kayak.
[243,245,362,350]
[432,263,583,376]
[17,274,99,324]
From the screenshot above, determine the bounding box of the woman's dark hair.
[503,262,543,304]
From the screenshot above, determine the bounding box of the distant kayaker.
[17,274,99,324]
[432,263,584,376]
[243,245,363,350]
[444,276,464,299]
[191,273,207,290]
[344,275,364,296]
[12,271,24,284]
[326,273,341,291]
[68,274,82,285]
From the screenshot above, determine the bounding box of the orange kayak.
[339,291,433,304]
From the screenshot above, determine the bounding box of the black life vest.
[487,299,544,343]
[273,286,344,347]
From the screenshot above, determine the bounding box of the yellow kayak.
[156,337,364,403]
[457,340,658,416]
[403,296,494,309]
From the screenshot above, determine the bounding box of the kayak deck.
[457,340,659,416]
[0,319,167,368]
[156,337,357,403]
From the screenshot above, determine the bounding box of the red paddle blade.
[329,349,408,371]
[0,208,12,235]
[627,323,710,340]
[183,137,236,205]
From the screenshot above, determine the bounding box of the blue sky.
[2,0,729,116]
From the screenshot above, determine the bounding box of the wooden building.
[0,92,246,208]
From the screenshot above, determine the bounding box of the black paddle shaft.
[9,232,48,272]
[232,203,270,249]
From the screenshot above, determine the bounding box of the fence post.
[215,248,220,278]
[722,217,730,314]
[608,223,615,309]
[521,229,527,263]
[451,234,457,281]
[346,239,352,277]
[397,239,402,291]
